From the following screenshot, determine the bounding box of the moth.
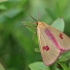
[24,15,70,66]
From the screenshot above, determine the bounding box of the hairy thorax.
[37,22,48,29]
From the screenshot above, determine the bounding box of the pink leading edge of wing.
[45,29,65,52]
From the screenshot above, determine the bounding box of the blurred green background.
[0,0,70,70]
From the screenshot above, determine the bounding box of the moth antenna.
[29,14,38,22]
[32,32,37,40]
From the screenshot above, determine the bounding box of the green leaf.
[0,63,5,70]
[0,4,7,10]
[7,68,17,70]
[35,48,40,52]
[29,62,50,70]
[56,68,60,70]
[55,0,68,17]
[58,62,69,70]
[46,8,56,20]
[51,18,65,32]
[59,51,70,62]
[57,0,68,12]
[5,8,22,18]
[0,0,7,3]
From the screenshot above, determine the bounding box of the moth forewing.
[37,22,61,66]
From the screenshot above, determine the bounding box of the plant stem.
[59,62,69,70]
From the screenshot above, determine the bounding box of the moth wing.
[37,27,60,66]
[48,24,70,51]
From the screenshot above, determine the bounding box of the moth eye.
[59,33,63,39]
[42,46,49,51]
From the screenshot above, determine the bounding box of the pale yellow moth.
[24,15,70,66]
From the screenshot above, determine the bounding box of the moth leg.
[32,31,37,40]
[23,22,37,40]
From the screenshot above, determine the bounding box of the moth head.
[29,14,46,29]
[37,22,45,28]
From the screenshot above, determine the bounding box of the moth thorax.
[37,22,46,29]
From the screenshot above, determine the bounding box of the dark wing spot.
[59,33,63,39]
[42,46,49,51]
